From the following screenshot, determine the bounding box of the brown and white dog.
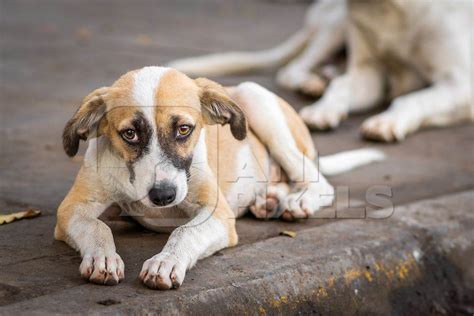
[55,66,383,289]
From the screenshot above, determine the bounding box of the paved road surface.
[1,0,473,313]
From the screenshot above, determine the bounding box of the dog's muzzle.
[148,181,177,206]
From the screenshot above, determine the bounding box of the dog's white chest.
[119,201,191,232]
[224,144,268,217]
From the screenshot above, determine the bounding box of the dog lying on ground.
[55,66,383,289]
[169,0,473,142]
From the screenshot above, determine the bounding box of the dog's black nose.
[148,182,176,206]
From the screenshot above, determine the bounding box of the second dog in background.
[169,0,473,142]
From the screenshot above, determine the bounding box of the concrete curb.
[1,191,473,315]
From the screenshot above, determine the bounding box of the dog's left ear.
[196,78,247,140]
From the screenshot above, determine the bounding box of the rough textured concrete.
[0,0,473,314]
[1,192,473,315]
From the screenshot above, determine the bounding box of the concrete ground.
[0,0,473,314]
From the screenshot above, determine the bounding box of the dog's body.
[169,0,473,142]
[56,67,383,289]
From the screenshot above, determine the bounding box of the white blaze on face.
[130,66,188,207]
[191,129,208,170]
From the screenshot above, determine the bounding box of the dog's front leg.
[140,189,237,290]
[361,81,472,142]
[55,176,124,285]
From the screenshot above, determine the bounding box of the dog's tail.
[318,148,385,176]
[167,29,311,77]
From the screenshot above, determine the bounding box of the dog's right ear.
[62,87,110,157]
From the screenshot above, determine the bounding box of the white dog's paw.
[140,252,186,290]
[299,74,327,97]
[299,104,347,130]
[281,183,334,221]
[276,67,326,96]
[80,252,124,285]
[276,67,305,90]
[361,113,409,142]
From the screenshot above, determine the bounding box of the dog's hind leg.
[229,82,334,219]
[276,0,346,96]
[299,25,385,130]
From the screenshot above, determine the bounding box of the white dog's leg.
[231,82,334,219]
[276,9,346,96]
[140,187,237,290]
[55,186,124,285]
[168,0,346,79]
[361,82,472,142]
[300,64,384,129]
[299,24,384,130]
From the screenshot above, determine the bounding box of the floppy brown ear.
[196,78,247,140]
[62,87,109,157]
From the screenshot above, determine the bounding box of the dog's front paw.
[361,113,408,142]
[140,252,187,290]
[299,74,327,97]
[299,104,347,130]
[276,67,326,96]
[276,66,305,91]
[80,252,124,285]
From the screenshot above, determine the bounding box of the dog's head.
[63,67,247,207]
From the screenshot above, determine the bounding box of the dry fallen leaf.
[0,208,41,225]
[280,230,297,238]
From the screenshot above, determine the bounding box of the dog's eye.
[121,129,137,142]
[176,125,192,139]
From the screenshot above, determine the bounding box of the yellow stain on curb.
[344,268,363,285]
[374,262,382,272]
[269,295,288,308]
[314,254,421,301]
[316,286,328,298]
[345,256,419,286]
[327,276,335,288]
[363,270,373,282]
[259,254,422,309]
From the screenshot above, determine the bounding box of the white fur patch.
[139,208,229,289]
[225,144,261,214]
[157,209,229,266]
[192,129,208,169]
[130,67,187,207]
[133,66,170,109]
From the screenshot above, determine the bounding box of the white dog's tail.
[167,29,311,77]
[318,148,385,176]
